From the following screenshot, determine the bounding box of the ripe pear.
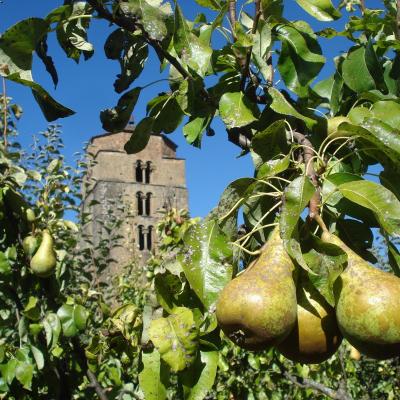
[277,279,342,364]
[22,235,39,257]
[216,228,297,350]
[322,231,400,359]
[30,230,57,278]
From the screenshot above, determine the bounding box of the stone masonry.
[82,127,188,276]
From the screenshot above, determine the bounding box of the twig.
[240,0,262,91]
[2,77,7,147]
[292,131,321,219]
[228,0,237,38]
[87,370,109,400]
[284,372,352,400]
[396,0,400,40]
[359,0,366,14]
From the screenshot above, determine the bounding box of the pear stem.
[314,214,328,233]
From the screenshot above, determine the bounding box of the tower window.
[138,225,145,250]
[137,192,144,215]
[145,193,152,216]
[147,226,153,251]
[136,160,143,183]
[145,161,152,184]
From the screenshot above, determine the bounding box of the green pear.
[322,231,400,359]
[30,230,57,278]
[277,278,342,364]
[216,228,297,350]
[22,235,39,257]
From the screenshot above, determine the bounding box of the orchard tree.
[1,0,400,399]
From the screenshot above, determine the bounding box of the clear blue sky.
[1,1,366,217]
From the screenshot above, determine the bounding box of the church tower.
[82,126,188,275]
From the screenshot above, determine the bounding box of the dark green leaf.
[124,117,154,154]
[57,304,88,337]
[100,87,141,133]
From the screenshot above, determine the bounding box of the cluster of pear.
[23,229,57,278]
[216,228,400,363]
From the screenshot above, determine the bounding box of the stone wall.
[82,129,188,279]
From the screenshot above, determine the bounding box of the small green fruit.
[30,230,57,278]
[26,208,36,223]
[22,235,39,257]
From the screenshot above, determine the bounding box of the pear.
[30,230,57,278]
[277,279,342,364]
[22,235,39,257]
[216,228,297,350]
[322,231,400,359]
[326,116,351,139]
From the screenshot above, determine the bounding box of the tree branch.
[240,0,262,91]
[292,131,321,219]
[228,0,237,38]
[396,0,400,40]
[359,0,366,14]
[284,372,352,400]
[87,370,109,400]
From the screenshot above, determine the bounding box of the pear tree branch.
[292,131,321,219]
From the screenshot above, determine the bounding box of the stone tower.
[82,127,188,274]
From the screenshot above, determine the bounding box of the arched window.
[136,192,144,215]
[138,225,145,250]
[145,161,152,184]
[136,160,143,182]
[147,226,153,251]
[145,193,152,216]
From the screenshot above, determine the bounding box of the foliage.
[2,0,400,399]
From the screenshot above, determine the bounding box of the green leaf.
[174,4,212,77]
[180,351,218,400]
[139,349,168,400]
[251,20,272,82]
[295,0,341,21]
[280,175,316,271]
[219,92,259,129]
[303,236,347,306]
[57,304,88,337]
[120,0,172,41]
[342,46,376,93]
[30,345,44,370]
[178,220,233,309]
[261,0,284,19]
[183,117,209,148]
[124,117,154,154]
[23,296,40,321]
[104,29,148,93]
[268,87,316,128]
[0,252,11,275]
[100,87,141,133]
[15,362,33,390]
[149,307,199,372]
[256,155,290,179]
[252,120,289,163]
[194,0,222,10]
[43,313,61,349]
[147,94,184,133]
[387,240,400,277]
[338,180,400,236]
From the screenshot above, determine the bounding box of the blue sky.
[1,1,363,217]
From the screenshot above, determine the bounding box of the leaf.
[178,220,233,309]
[120,0,172,41]
[0,252,12,275]
[261,0,284,19]
[15,362,33,390]
[387,240,400,277]
[342,46,376,93]
[219,92,259,129]
[174,5,212,77]
[280,176,316,271]
[124,117,154,154]
[183,117,209,148]
[257,154,290,179]
[23,296,40,321]
[303,236,347,306]
[180,351,218,400]
[147,94,184,133]
[338,180,400,236]
[35,35,58,87]
[57,304,88,337]
[149,307,199,372]
[268,87,316,128]
[104,29,148,93]
[100,87,141,133]
[252,120,289,163]
[30,345,44,370]
[295,0,341,21]
[139,349,168,400]
[194,0,222,10]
